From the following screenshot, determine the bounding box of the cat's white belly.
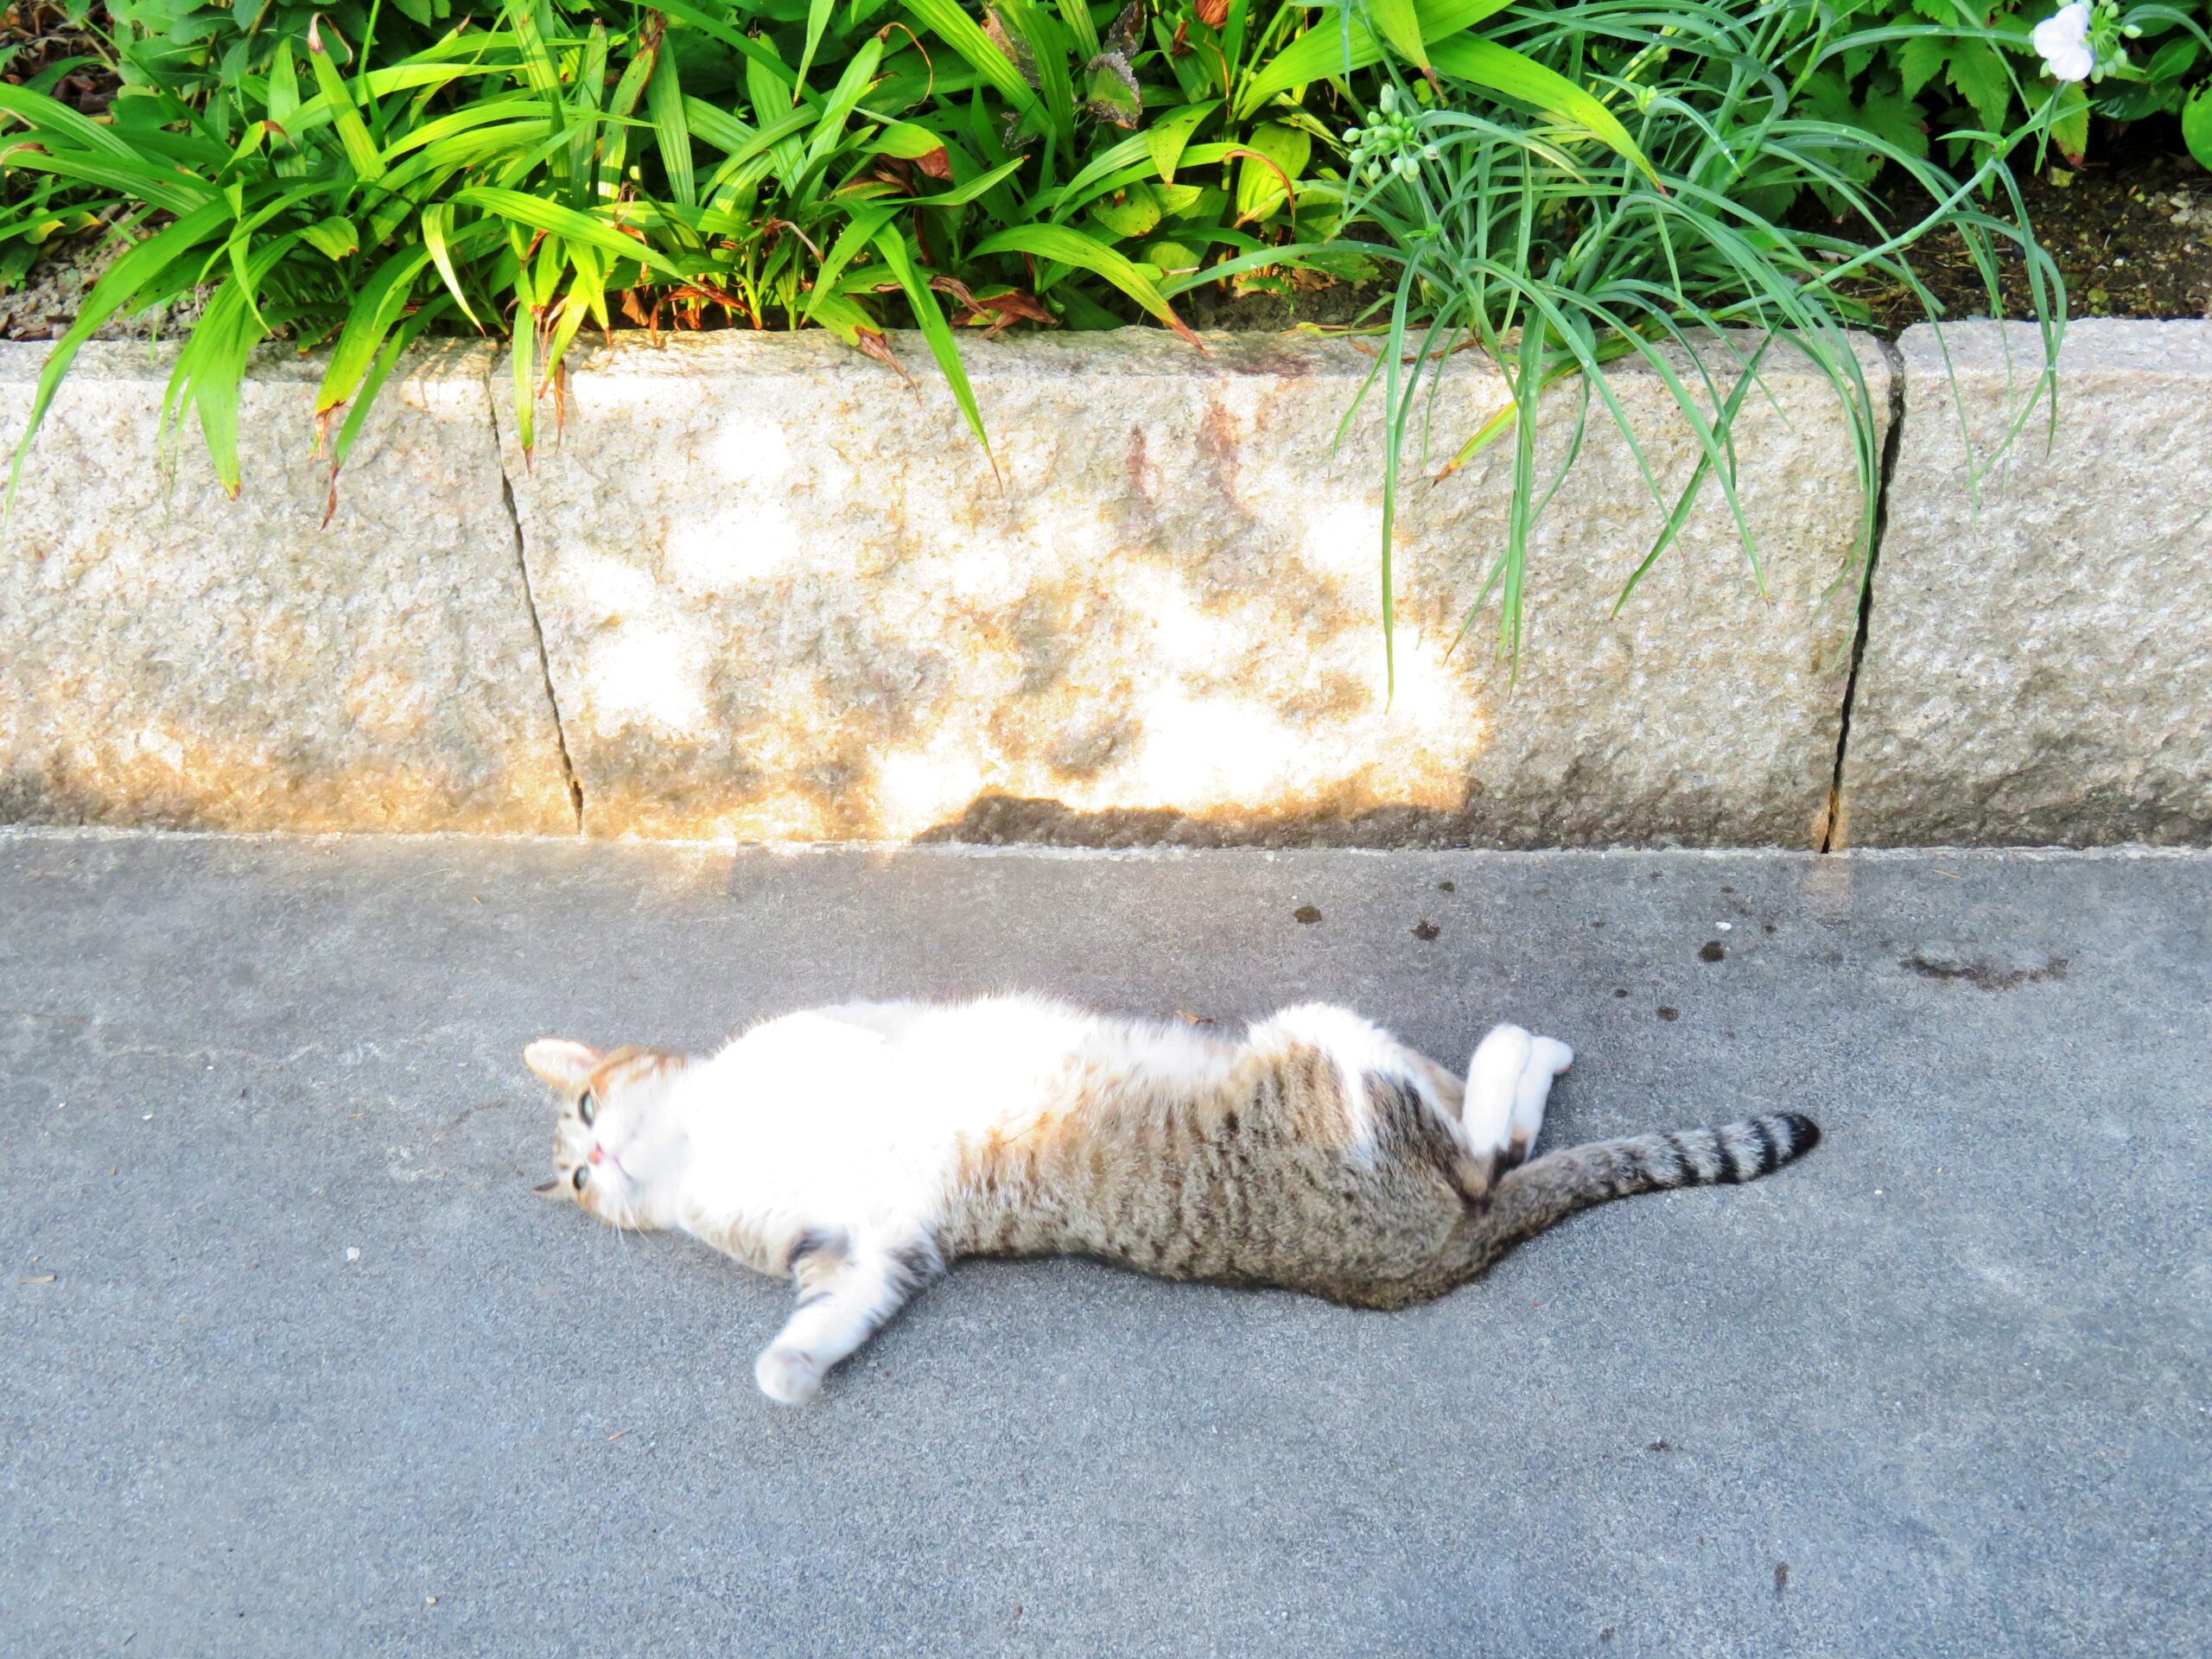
[667,1003,1096,1256]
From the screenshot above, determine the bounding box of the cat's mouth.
[590,1145,634,1180]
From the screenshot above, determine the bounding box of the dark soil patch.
[2,2,116,116]
[1839,129,2211,329]
[0,232,205,342]
[1179,275,1394,332]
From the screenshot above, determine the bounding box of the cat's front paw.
[754,1344,825,1406]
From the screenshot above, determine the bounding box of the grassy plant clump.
[1321,0,2067,670]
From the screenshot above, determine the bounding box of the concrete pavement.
[2,833,2207,1656]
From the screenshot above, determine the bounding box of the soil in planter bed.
[1840,130,2211,329]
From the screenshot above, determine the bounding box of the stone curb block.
[499,329,1884,847]
[1840,321,2212,848]
[0,330,1890,845]
[0,342,575,835]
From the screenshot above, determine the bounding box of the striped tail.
[1484,1112,1821,1257]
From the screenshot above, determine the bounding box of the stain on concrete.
[1903,946,2070,989]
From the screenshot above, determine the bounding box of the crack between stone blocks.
[492,409,584,835]
[1820,336,1908,855]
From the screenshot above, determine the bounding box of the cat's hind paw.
[755,1344,825,1407]
[1507,1036,1573,1162]
[1462,1023,1532,1156]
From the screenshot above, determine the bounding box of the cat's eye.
[572,1166,588,1191]
[577,1090,595,1127]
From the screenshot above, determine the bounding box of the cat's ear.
[524,1039,600,1090]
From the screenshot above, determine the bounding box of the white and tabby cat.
[526,996,1818,1404]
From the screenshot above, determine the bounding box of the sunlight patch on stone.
[876,727,995,837]
[583,617,708,734]
[665,499,802,591]
[1300,499,1386,582]
[709,416,793,486]
[564,548,664,622]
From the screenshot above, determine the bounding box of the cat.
[525,995,1819,1405]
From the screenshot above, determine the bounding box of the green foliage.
[2189,78,2212,162]
[1,0,1666,490]
[3,0,1467,484]
[1796,0,2212,170]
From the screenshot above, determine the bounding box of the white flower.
[2032,2,2095,81]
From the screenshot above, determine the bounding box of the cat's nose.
[588,1145,604,1165]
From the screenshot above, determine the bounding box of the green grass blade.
[305,21,387,182]
[1370,0,1432,72]
[421,203,486,327]
[1145,99,1218,184]
[315,246,435,417]
[872,224,994,465]
[797,0,838,92]
[327,296,456,484]
[647,41,698,207]
[902,0,1041,113]
[511,311,537,455]
[452,187,690,279]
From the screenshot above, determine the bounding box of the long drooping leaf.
[969,222,1198,341]
[646,40,698,207]
[1425,35,1656,181]
[1237,0,1516,111]
[326,296,459,492]
[304,22,387,181]
[6,196,236,515]
[873,224,994,464]
[452,187,692,279]
[421,202,486,327]
[315,246,436,419]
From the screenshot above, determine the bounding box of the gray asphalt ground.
[2,833,2207,1658]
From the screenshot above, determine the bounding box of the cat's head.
[524,1040,695,1229]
